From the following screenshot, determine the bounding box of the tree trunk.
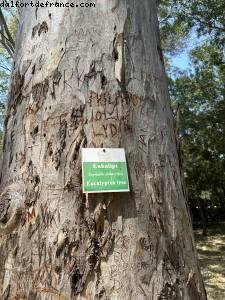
[197,198,208,236]
[0,1,206,299]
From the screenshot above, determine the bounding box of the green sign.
[82,148,129,193]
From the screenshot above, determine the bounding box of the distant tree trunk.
[0,1,206,299]
[197,198,208,236]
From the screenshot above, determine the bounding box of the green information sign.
[82,148,129,193]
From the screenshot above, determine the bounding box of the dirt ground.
[195,223,225,300]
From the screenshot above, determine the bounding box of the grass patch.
[195,222,225,300]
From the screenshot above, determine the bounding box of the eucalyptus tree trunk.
[0,1,206,299]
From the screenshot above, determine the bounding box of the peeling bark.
[0,1,206,299]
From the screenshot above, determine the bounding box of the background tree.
[170,43,225,233]
[158,0,225,233]
[175,0,225,47]
[157,0,190,56]
[0,8,18,153]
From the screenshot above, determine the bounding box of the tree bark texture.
[0,1,206,299]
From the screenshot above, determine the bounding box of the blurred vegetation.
[158,0,225,51]
[0,8,18,156]
[158,0,225,234]
[169,43,225,232]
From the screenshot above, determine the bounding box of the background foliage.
[158,0,225,231]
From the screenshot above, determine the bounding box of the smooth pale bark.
[0,1,206,299]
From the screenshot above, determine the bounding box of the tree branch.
[0,28,14,53]
[0,8,15,49]
[0,38,14,58]
[0,63,11,72]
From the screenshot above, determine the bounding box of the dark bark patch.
[32,23,40,38]
[70,137,83,165]
[40,203,57,229]
[31,22,48,38]
[9,130,15,167]
[58,119,67,150]
[32,64,36,74]
[158,280,181,300]
[34,175,40,185]
[88,238,100,269]
[22,59,32,74]
[32,78,49,111]
[2,284,10,300]
[187,273,202,300]
[84,62,97,83]
[46,141,53,156]
[112,48,119,61]
[35,54,46,71]
[70,104,86,131]
[71,266,83,293]
[30,125,39,140]
[51,68,62,98]
[101,74,107,88]
[54,149,62,170]
[34,125,39,135]
[71,105,85,118]
[7,71,24,113]
[28,290,38,300]
[97,287,106,298]
[139,235,151,251]
[157,45,164,64]
[38,21,48,36]
[0,192,10,223]
[25,161,40,206]
[53,68,62,85]
[165,243,180,272]
[65,177,77,192]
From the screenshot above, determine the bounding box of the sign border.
[82,148,130,194]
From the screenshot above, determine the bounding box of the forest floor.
[195,222,225,300]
